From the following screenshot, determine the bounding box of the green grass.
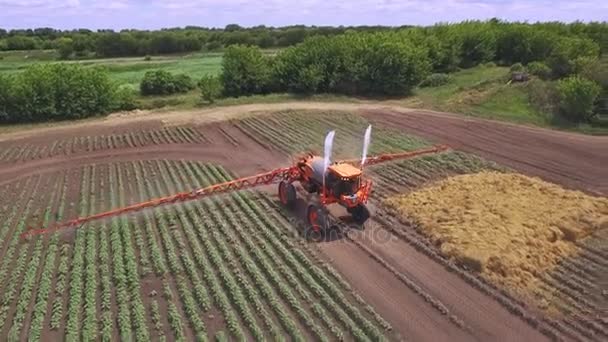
[0,50,223,88]
[137,91,359,111]
[407,65,551,126]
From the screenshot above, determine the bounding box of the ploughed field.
[0,109,606,341]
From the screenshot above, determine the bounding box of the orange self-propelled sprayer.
[21,126,448,240]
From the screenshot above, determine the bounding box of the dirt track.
[363,108,607,195]
[1,102,605,341]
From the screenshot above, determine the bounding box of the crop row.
[0,126,206,163]
[190,161,387,340]
[0,175,46,331]
[28,171,68,340]
[4,173,63,340]
[238,111,428,157]
[2,156,389,340]
[122,159,389,340]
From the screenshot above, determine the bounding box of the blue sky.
[0,0,606,30]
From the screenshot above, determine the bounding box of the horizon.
[1,0,606,31]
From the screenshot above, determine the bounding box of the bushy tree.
[112,86,138,111]
[221,45,272,96]
[5,36,38,50]
[527,62,551,80]
[0,75,13,122]
[547,37,600,78]
[272,33,430,96]
[57,37,73,59]
[140,70,194,96]
[556,76,601,122]
[496,25,534,64]
[4,64,117,123]
[454,23,497,68]
[510,63,525,72]
[577,58,608,90]
[198,75,222,103]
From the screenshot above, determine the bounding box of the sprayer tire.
[351,204,370,225]
[278,181,296,208]
[307,204,329,232]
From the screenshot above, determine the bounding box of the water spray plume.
[361,125,372,167]
[322,130,336,195]
[323,130,336,175]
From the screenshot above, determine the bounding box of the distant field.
[0,50,225,89]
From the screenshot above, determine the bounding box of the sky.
[0,0,606,30]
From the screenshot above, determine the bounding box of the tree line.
[0,25,396,58]
[207,21,606,122]
[214,21,605,94]
[1,20,606,60]
[1,20,606,125]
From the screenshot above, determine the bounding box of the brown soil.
[1,103,604,341]
[362,108,608,196]
[0,123,287,186]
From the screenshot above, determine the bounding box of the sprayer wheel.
[307,204,328,232]
[351,204,370,225]
[278,181,296,208]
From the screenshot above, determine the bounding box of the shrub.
[198,75,222,103]
[547,37,600,78]
[456,25,497,68]
[0,75,13,122]
[140,70,193,96]
[2,64,118,123]
[205,41,222,51]
[144,55,152,61]
[510,63,524,72]
[174,74,195,92]
[527,62,551,80]
[221,45,272,97]
[113,86,139,111]
[272,33,431,96]
[57,37,73,60]
[526,79,559,114]
[420,73,450,88]
[577,58,608,91]
[556,76,601,122]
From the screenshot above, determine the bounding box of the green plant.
[510,63,524,72]
[174,74,195,92]
[221,45,272,97]
[420,73,450,88]
[57,37,73,60]
[576,57,608,90]
[2,64,117,123]
[556,76,601,122]
[273,33,430,96]
[113,86,139,111]
[198,75,222,103]
[144,55,152,61]
[526,79,558,114]
[140,70,193,96]
[0,75,13,122]
[547,37,600,78]
[527,62,551,80]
